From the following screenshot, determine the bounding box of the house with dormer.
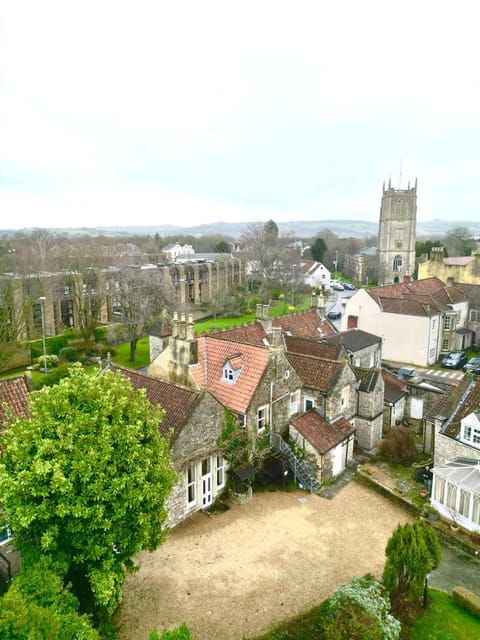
[425,375,480,533]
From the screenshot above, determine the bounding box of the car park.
[441,351,468,369]
[464,356,480,374]
[327,310,342,320]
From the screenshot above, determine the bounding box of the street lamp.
[334,250,338,277]
[39,296,47,374]
[291,264,297,306]
[423,573,430,609]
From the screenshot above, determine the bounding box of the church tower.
[376,179,417,285]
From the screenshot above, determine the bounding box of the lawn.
[409,589,480,640]
[194,295,311,334]
[110,336,150,368]
[248,589,480,640]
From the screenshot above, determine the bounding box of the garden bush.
[35,363,73,389]
[377,426,418,466]
[37,354,59,369]
[452,586,480,618]
[58,346,78,362]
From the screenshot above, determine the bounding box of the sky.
[1,1,480,230]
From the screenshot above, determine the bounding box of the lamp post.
[423,573,430,609]
[39,296,47,374]
[291,264,296,306]
[333,250,338,278]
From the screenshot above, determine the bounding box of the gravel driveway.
[115,481,413,640]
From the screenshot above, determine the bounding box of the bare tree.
[115,264,176,362]
[240,220,282,302]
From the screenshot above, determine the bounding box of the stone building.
[376,179,417,286]
[418,245,480,285]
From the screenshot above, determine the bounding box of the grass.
[194,295,312,334]
[409,589,480,640]
[110,336,150,369]
[247,589,480,640]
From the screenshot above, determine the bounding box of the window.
[290,392,298,415]
[257,406,268,432]
[341,386,349,408]
[432,319,437,331]
[304,398,315,411]
[0,523,11,545]
[216,455,225,488]
[63,285,71,296]
[444,315,454,331]
[459,489,470,518]
[442,339,450,351]
[223,367,234,381]
[470,309,480,323]
[393,255,402,271]
[473,495,480,526]
[187,465,196,505]
[446,482,457,510]
[434,476,445,503]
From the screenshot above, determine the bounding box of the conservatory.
[431,460,480,533]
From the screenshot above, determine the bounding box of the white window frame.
[290,391,299,416]
[186,464,196,506]
[0,523,12,545]
[257,405,268,432]
[341,386,349,409]
[216,455,225,489]
[223,366,234,382]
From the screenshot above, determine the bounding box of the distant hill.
[2,219,479,239]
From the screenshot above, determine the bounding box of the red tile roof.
[434,376,480,439]
[285,335,343,360]
[211,322,269,345]
[290,409,355,454]
[285,352,342,392]
[367,277,467,317]
[273,309,335,339]
[0,376,30,431]
[191,337,271,414]
[111,365,200,437]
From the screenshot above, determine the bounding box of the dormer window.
[221,353,243,384]
[460,412,480,448]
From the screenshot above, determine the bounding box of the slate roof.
[111,365,200,438]
[437,376,480,440]
[0,376,30,430]
[367,277,467,317]
[352,368,380,393]
[285,352,342,392]
[457,283,480,308]
[191,337,271,414]
[382,370,408,403]
[326,329,382,352]
[290,409,355,454]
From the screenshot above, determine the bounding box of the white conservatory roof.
[432,461,480,493]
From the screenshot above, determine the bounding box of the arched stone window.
[393,255,402,271]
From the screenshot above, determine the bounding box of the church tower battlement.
[376,178,417,285]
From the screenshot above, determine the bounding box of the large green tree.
[383,521,441,619]
[0,366,176,620]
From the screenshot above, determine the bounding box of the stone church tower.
[376,179,417,285]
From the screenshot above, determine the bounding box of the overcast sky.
[1,1,480,230]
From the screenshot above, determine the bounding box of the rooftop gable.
[285,352,343,392]
[191,337,271,414]
[290,409,355,454]
[111,365,200,437]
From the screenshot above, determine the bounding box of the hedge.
[452,586,480,618]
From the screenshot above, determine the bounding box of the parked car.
[343,283,356,291]
[464,356,480,374]
[441,351,468,369]
[332,283,344,291]
[327,310,342,320]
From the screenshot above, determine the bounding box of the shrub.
[377,426,418,466]
[317,575,400,640]
[35,363,73,389]
[37,354,59,369]
[149,624,192,639]
[94,326,108,342]
[58,346,78,362]
[30,335,68,359]
[452,586,480,618]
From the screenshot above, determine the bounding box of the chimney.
[271,326,283,348]
[169,309,198,385]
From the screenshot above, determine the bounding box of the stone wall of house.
[245,346,303,440]
[325,364,357,420]
[434,431,480,466]
[166,392,226,528]
[350,344,382,369]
